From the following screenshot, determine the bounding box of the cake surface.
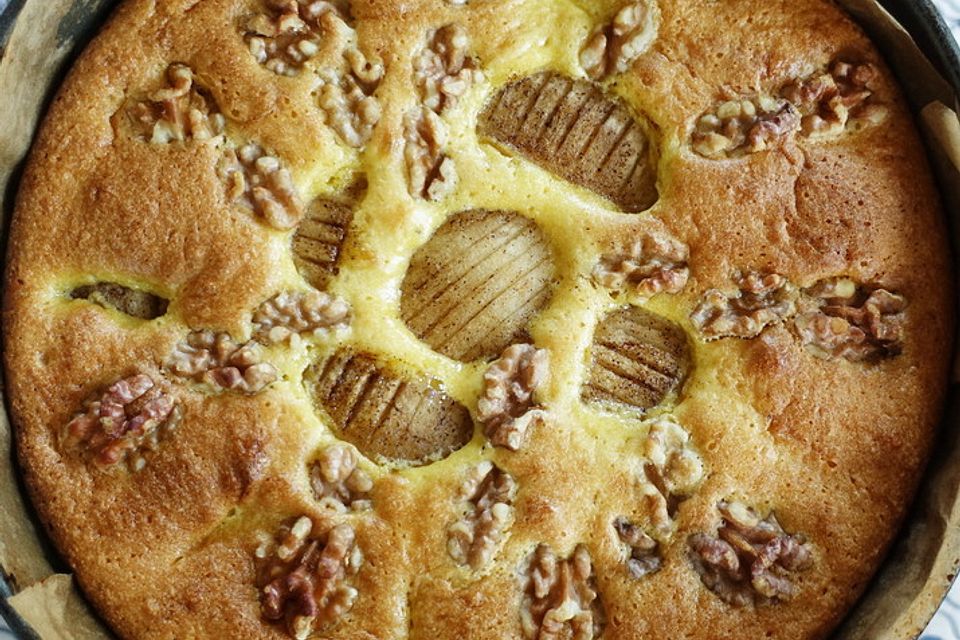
[2,0,954,638]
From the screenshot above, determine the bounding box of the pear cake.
[2,0,954,638]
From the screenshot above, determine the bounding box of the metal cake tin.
[0,1,959,638]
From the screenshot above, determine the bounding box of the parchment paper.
[0,1,959,638]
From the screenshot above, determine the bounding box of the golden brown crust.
[2,0,953,638]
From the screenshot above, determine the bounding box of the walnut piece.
[592,231,689,298]
[690,271,797,340]
[256,517,363,639]
[689,501,813,606]
[243,0,344,76]
[520,544,605,640]
[641,416,704,534]
[781,60,887,138]
[447,462,517,570]
[692,96,800,159]
[128,64,225,144]
[794,278,906,362]
[166,330,278,394]
[317,60,383,148]
[404,107,458,201]
[613,517,660,579]
[219,144,304,230]
[253,290,350,344]
[477,344,549,451]
[61,374,179,471]
[580,1,658,80]
[309,444,373,512]
[414,24,483,114]
[403,24,480,200]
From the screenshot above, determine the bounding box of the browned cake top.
[2,0,953,638]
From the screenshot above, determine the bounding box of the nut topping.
[317,60,383,148]
[253,290,350,344]
[689,501,813,606]
[592,231,689,298]
[781,60,887,138]
[642,416,704,534]
[580,1,658,80]
[61,374,179,471]
[403,24,481,200]
[256,517,363,638]
[477,344,550,451]
[447,462,517,570]
[520,544,605,640]
[794,278,906,362]
[127,64,225,144]
[613,517,661,579]
[692,96,800,159]
[218,144,304,230]
[404,107,458,201]
[413,24,484,115]
[166,330,278,394]
[309,444,373,512]
[690,271,797,340]
[243,0,343,76]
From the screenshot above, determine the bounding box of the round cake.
[3,0,954,638]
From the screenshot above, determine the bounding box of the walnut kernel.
[447,462,517,570]
[253,290,350,344]
[794,278,906,361]
[580,1,658,80]
[613,517,661,579]
[218,144,304,230]
[690,271,797,340]
[781,60,887,138]
[166,330,278,394]
[592,231,689,298]
[309,444,373,512]
[477,344,550,451]
[243,0,345,76]
[413,24,483,114]
[61,374,180,471]
[692,96,800,159]
[520,544,605,640]
[642,416,704,534]
[404,107,458,201]
[256,517,363,638]
[689,501,813,606]
[128,64,225,144]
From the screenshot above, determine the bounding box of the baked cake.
[3,0,954,638]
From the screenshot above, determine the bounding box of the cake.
[2,0,953,638]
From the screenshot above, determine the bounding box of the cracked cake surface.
[2,0,953,639]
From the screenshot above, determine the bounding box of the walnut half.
[692,96,800,159]
[243,0,344,77]
[256,517,363,639]
[592,231,689,298]
[642,416,704,535]
[447,462,517,570]
[613,517,661,579]
[253,290,350,344]
[690,271,797,340]
[61,374,180,471]
[309,444,373,512]
[781,59,888,139]
[127,63,225,144]
[477,344,550,451]
[218,144,304,231]
[580,1,658,80]
[689,501,813,606]
[166,330,278,394]
[520,544,605,640]
[794,278,906,362]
